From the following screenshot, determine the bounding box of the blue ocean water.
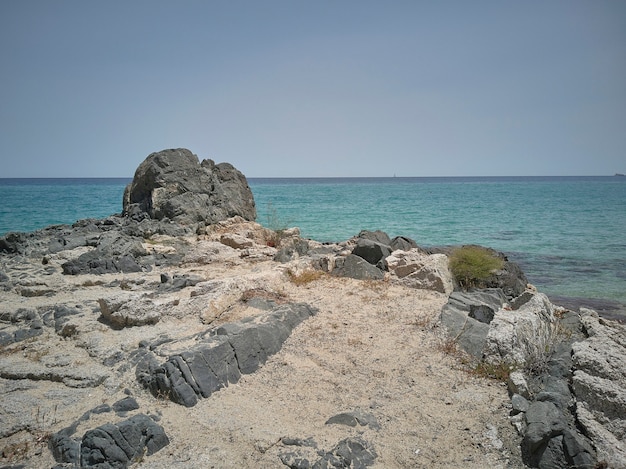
[1,177,625,306]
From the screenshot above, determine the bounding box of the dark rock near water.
[356,230,391,245]
[351,239,392,268]
[122,148,256,226]
[0,149,255,277]
[389,235,419,251]
[332,254,385,280]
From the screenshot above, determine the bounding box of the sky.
[1,1,625,178]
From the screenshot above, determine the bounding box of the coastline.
[1,150,625,468]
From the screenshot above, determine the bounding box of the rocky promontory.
[1,149,624,468]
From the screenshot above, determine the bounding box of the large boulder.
[386,249,454,294]
[123,148,256,226]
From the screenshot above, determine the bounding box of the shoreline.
[547,294,626,323]
[1,150,625,468]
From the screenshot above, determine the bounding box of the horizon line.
[1,174,623,180]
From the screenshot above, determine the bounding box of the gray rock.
[351,239,392,267]
[385,250,453,294]
[136,303,317,406]
[325,411,380,430]
[389,235,419,251]
[313,437,377,469]
[79,414,169,468]
[356,230,391,245]
[123,148,256,226]
[112,396,139,414]
[440,289,507,357]
[563,429,596,469]
[511,393,530,415]
[332,254,385,280]
[522,401,567,464]
[98,297,161,328]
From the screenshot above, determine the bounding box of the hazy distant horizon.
[1,1,624,178]
[1,174,624,181]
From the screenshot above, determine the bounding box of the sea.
[1,177,625,314]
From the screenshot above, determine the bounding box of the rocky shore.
[1,149,624,469]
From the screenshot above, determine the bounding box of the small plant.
[437,336,460,356]
[408,314,433,329]
[240,288,287,304]
[449,245,504,289]
[468,360,515,382]
[263,202,291,247]
[1,441,30,462]
[518,319,570,376]
[287,269,324,286]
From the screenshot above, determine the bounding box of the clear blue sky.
[1,1,625,177]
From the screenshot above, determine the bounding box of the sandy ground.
[0,243,525,468]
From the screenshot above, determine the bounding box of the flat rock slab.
[136,303,317,407]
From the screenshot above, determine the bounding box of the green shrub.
[449,245,504,289]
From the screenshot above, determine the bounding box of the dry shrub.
[287,269,324,286]
[408,314,434,329]
[449,245,504,289]
[438,336,461,356]
[467,360,515,382]
[240,288,287,304]
[518,319,570,376]
[1,441,30,462]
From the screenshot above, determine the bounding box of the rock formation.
[1,150,624,468]
[123,148,256,226]
[440,283,626,468]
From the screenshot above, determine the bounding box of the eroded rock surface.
[123,148,256,226]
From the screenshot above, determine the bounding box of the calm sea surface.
[1,177,625,305]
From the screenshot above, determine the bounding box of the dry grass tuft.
[240,288,288,304]
[465,360,515,382]
[287,269,325,286]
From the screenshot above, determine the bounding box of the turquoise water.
[251,177,626,304]
[1,177,625,304]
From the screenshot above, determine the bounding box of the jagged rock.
[482,292,556,365]
[508,371,530,400]
[325,411,380,430]
[351,239,392,268]
[274,239,311,263]
[220,233,255,249]
[356,230,391,245]
[122,148,256,226]
[98,297,161,328]
[136,303,317,406]
[112,397,139,415]
[332,254,384,280]
[280,436,376,469]
[50,413,169,468]
[314,437,377,469]
[522,401,567,462]
[386,250,453,294]
[511,394,530,415]
[429,245,528,298]
[570,310,626,467]
[389,235,419,251]
[485,260,528,299]
[440,289,507,357]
